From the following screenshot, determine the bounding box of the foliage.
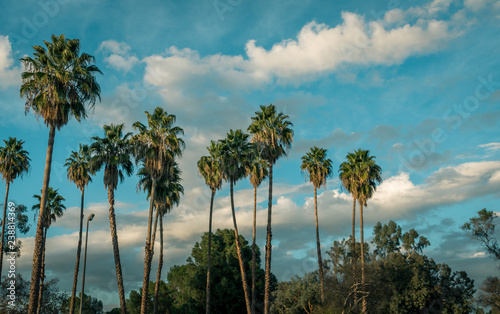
[462,208,500,261]
[477,276,500,311]
[60,293,104,313]
[271,272,322,314]
[1,204,30,257]
[0,274,68,313]
[126,229,277,313]
[0,137,31,185]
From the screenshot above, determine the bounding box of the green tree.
[271,272,322,314]
[91,124,133,313]
[248,104,293,314]
[32,187,65,314]
[20,34,101,313]
[65,144,95,314]
[220,129,254,314]
[1,204,30,258]
[247,146,268,314]
[300,146,332,304]
[477,276,500,312]
[132,107,184,314]
[0,137,30,282]
[462,209,500,261]
[197,141,223,314]
[60,293,104,314]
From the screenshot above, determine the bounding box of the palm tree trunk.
[141,180,156,314]
[359,202,366,314]
[37,228,47,314]
[153,214,164,314]
[264,164,273,314]
[314,187,325,304]
[108,187,127,314]
[150,204,159,253]
[352,197,356,277]
[29,124,56,314]
[230,180,251,314]
[251,185,257,314]
[0,182,10,282]
[70,188,85,314]
[206,189,215,314]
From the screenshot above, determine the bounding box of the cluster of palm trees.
[0,33,384,314]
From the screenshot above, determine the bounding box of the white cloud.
[99,40,139,72]
[464,0,492,11]
[143,4,462,97]
[0,35,22,89]
[478,142,500,151]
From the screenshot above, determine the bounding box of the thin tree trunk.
[206,189,215,314]
[29,124,55,314]
[153,214,165,314]
[70,188,85,314]
[0,182,10,282]
[108,187,127,314]
[230,180,251,314]
[150,204,159,253]
[264,164,273,314]
[314,187,325,304]
[37,228,47,314]
[352,197,356,277]
[141,180,156,314]
[251,185,257,314]
[360,202,366,314]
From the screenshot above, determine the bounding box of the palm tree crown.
[20,34,101,130]
[65,144,94,191]
[32,187,66,228]
[198,141,224,194]
[247,104,294,164]
[0,137,31,184]
[220,129,253,184]
[90,124,134,190]
[354,149,382,206]
[301,146,333,189]
[247,146,268,189]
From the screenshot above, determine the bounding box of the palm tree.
[300,146,332,304]
[20,34,101,313]
[65,144,94,314]
[91,124,133,313]
[220,129,253,314]
[248,104,293,314]
[197,141,223,314]
[32,187,65,314]
[339,152,359,279]
[353,149,382,313]
[0,137,30,282]
[132,107,184,314]
[246,146,268,314]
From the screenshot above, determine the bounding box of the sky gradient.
[1,0,500,310]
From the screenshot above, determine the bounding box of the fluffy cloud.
[0,35,22,89]
[99,40,139,72]
[143,4,462,97]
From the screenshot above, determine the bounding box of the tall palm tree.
[197,141,223,314]
[65,144,94,314]
[20,34,101,313]
[353,149,382,313]
[32,187,65,314]
[0,137,30,282]
[248,104,293,314]
[220,129,253,314]
[91,124,133,313]
[132,107,184,314]
[339,152,359,278]
[300,146,332,304]
[246,146,268,314]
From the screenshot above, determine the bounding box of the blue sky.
[1,0,500,310]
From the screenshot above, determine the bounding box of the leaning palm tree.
[339,152,359,278]
[197,141,223,314]
[32,187,65,314]
[353,149,382,314]
[300,146,332,304]
[0,137,30,282]
[90,124,133,313]
[20,34,101,313]
[132,107,184,314]
[246,146,268,314]
[65,144,94,314]
[220,129,253,314]
[248,104,293,314]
